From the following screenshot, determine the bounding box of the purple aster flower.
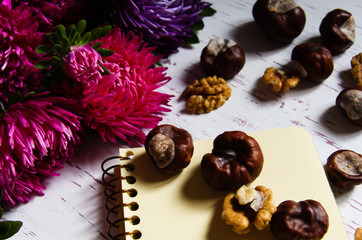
[62,44,104,86]
[106,0,212,55]
[0,2,45,102]
[82,29,173,144]
[0,93,83,207]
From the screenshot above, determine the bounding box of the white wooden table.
[4,0,361,239]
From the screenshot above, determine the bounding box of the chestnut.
[319,9,355,54]
[252,0,306,44]
[270,199,329,240]
[200,131,264,191]
[200,38,245,80]
[326,150,362,188]
[336,87,362,126]
[291,42,334,82]
[144,124,194,174]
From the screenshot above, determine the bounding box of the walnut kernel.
[351,53,362,86]
[222,185,276,234]
[263,67,300,92]
[182,76,231,114]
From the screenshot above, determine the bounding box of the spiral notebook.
[101,127,348,240]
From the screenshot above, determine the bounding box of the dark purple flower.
[106,0,212,55]
[0,94,83,207]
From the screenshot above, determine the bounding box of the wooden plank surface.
[3,0,361,239]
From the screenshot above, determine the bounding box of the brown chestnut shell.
[326,150,362,188]
[144,124,194,174]
[252,0,306,44]
[336,86,362,126]
[291,42,334,82]
[319,9,355,54]
[200,39,245,80]
[270,199,329,240]
[200,131,264,191]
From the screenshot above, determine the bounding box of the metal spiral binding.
[101,156,142,240]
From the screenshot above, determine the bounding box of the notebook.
[101,127,349,240]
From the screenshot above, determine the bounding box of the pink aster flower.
[0,2,44,102]
[82,29,173,144]
[62,44,104,86]
[0,93,83,207]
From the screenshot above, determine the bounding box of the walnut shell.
[200,131,264,191]
[270,199,329,240]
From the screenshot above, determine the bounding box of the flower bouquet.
[0,0,214,211]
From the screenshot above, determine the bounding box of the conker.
[326,150,362,188]
[270,199,329,240]
[336,86,362,126]
[291,42,334,82]
[200,131,264,191]
[252,0,306,44]
[144,124,194,174]
[319,9,355,54]
[200,38,245,80]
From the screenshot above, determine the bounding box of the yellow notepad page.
[118,127,348,239]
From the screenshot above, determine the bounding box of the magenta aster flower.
[0,2,44,102]
[62,44,104,86]
[106,0,213,55]
[0,93,83,207]
[82,29,173,144]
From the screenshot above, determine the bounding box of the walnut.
[182,76,231,114]
[356,227,362,240]
[221,185,277,234]
[351,53,362,86]
[263,67,300,92]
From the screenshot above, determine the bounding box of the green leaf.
[51,56,62,64]
[34,60,52,69]
[200,6,216,17]
[89,28,102,42]
[100,25,112,38]
[36,45,53,54]
[80,32,91,45]
[67,24,77,40]
[0,221,22,239]
[49,33,60,45]
[184,32,200,45]
[73,33,81,44]
[56,24,67,39]
[96,48,114,57]
[191,21,204,31]
[100,65,110,75]
[91,41,102,49]
[76,19,86,35]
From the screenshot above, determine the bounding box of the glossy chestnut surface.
[291,42,334,82]
[200,131,263,191]
[144,124,194,174]
[252,0,306,43]
[319,9,355,54]
[200,38,245,80]
[270,199,329,240]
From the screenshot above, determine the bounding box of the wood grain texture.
[3,0,361,239]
